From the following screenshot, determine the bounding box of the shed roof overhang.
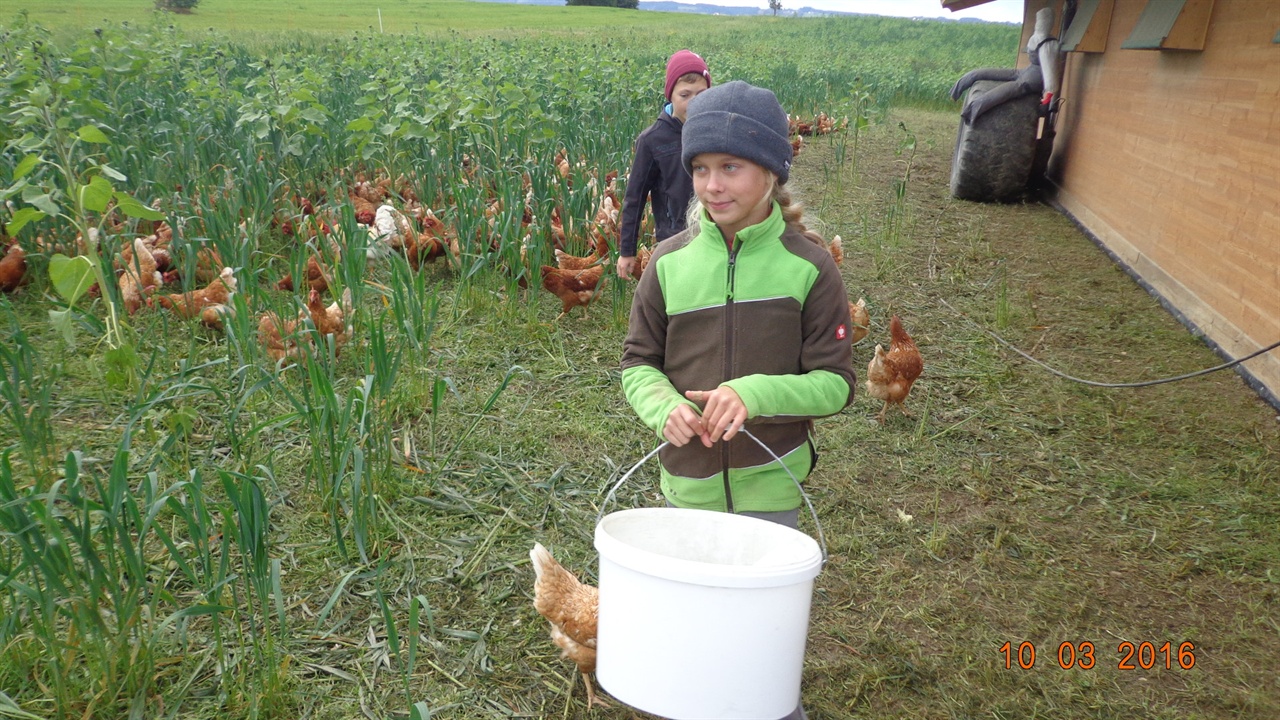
[942,0,1001,11]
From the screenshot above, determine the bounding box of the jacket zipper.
[721,240,740,514]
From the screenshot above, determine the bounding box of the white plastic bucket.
[594,507,823,720]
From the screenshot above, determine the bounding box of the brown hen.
[192,246,225,285]
[258,311,303,364]
[349,192,377,225]
[848,297,870,344]
[306,287,352,356]
[540,264,605,319]
[407,209,450,269]
[828,234,844,265]
[406,232,447,270]
[276,255,331,295]
[0,242,27,293]
[530,543,606,709]
[119,237,163,314]
[553,244,605,272]
[866,314,924,422]
[151,267,237,318]
[632,244,653,279]
[116,223,173,275]
[199,303,234,332]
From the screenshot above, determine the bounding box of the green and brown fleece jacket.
[621,203,857,513]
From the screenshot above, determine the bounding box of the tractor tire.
[949,80,1041,202]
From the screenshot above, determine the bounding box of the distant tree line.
[566,0,640,8]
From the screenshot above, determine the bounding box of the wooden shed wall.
[1022,0,1280,402]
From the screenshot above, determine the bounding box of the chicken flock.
[4,143,920,407]
[1,150,645,371]
[4,112,854,327]
[788,111,851,157]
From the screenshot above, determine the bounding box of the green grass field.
[1,3,1276,719]
[3,0,715,35]
[20,0,696,33]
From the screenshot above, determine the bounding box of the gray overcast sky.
[712,0,1023,22]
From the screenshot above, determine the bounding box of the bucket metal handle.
[599,428,828,565]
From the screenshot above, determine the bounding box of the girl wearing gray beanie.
[621,80,856,720]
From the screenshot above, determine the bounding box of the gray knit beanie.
[681,80,793,184]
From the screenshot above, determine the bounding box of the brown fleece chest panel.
[662,295,803,392]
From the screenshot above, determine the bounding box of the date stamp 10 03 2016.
[998,640,1197,671]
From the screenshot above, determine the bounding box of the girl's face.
[670,76,709,123]
[690,153,775,242]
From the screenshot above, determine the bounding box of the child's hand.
[663,404,705,447]
[684,387,747,447]
[616,256,637,280]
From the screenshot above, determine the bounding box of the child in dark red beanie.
[616,49,711,279]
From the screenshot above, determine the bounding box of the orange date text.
[998,641,1197,670]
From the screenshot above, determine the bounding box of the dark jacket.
[621,205,857,513]
[619,108,695,257]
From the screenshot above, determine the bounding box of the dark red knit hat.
[664,49,711,101]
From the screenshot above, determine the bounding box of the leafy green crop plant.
[2,22,163,360]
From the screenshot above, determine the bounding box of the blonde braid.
[772,183,826,247]
[685,196,704,234]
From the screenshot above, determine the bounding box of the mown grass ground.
[350,109,1280,720]
[782,109,1280,719]
[460,109,1279,719]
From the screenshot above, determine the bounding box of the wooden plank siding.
[1061,0,1116,53]
[1019,0,1280,401]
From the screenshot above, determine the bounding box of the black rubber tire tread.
[949,80,1041,202]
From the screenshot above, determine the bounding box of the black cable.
[938,298,1280,389]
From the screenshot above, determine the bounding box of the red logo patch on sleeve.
[835,324,847,340]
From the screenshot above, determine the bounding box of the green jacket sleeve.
[724,248,856,421]
[620,247,699,439]
[622,365,698,439]
[724,368,851,421]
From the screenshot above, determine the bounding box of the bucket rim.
[595,507,823,589]
[600,429,828,564]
